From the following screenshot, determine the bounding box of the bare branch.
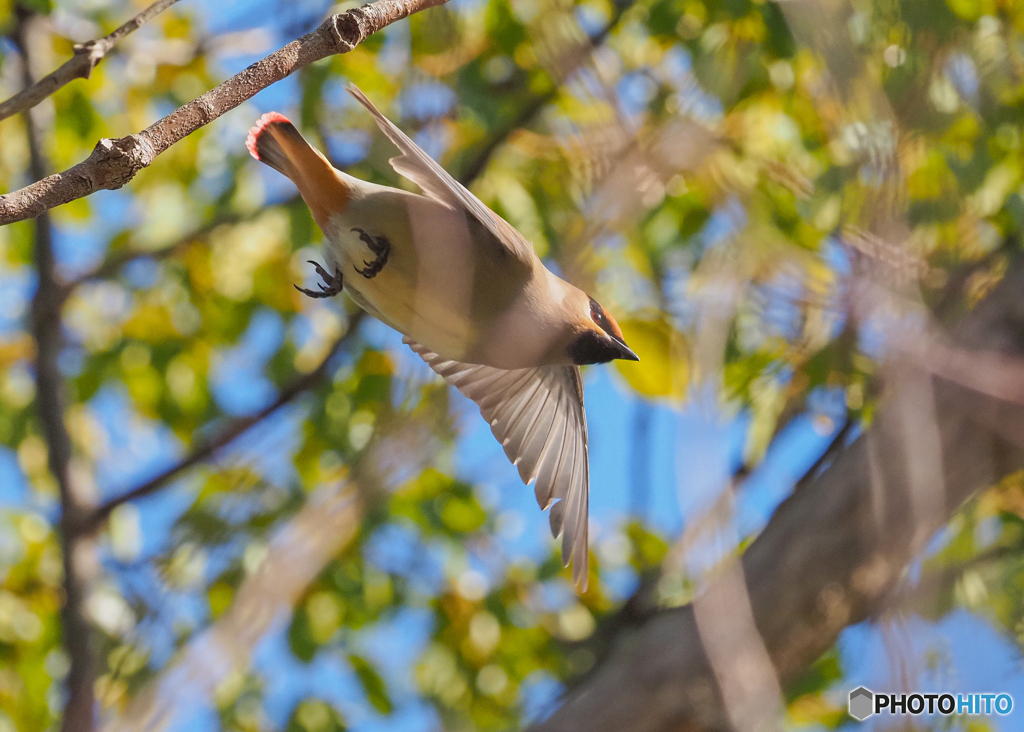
[63,201,278,293]
[0,0,182,123]
[458,89,556,186]
[456,1,629,185]
[64,58,547,296]
[692,557,784,732]
[101,481,362,732]
[98,338,454,730]
[72,22,580,525]
[83,311,365,533]
[0,0,449,226]
[531,257,1024,732]
[15,14,98,732]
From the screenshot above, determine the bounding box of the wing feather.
[347,85,536,265]
[515,395,554,484]
[493,376,546,447]
[405,338,589,588]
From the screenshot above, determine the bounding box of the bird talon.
[294,284,329,299]
[296,261,343,298]
[308,260,333,282]
[351,227,390,279]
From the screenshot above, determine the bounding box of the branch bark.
[0,0,182,123]
[532,258,1024,732]
[83,311,365,533]
[16,14,98,732]
[0,0,449,225]
[72,36,572,529]
[101,481,362,732]
[64,199,297,293]
[456,0,628,184]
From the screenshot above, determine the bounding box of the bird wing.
[347,85,537,266]
[405,337,590,588]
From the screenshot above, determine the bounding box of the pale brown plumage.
[247,86,638,589]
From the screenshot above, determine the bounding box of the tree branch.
[63,199,279,294]
[64,48,554,295]
[16,13,98,732]
[456,0,629,184]
[101,481,362,732]
[0,0,182,123]
[532,257,1024,732]
[83,311,365,533]
[0,0,449,226]
[458,89,557,187]
[62,0,627,300]
[73,24,578,528]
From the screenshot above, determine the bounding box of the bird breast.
[323,187,556,368]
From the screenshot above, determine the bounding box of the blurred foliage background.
[2,0,1024,729]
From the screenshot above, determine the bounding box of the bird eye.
[588,296,626,343]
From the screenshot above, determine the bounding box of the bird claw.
[351,228,390,279]
[295,260,343,298]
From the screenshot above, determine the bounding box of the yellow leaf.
[614,317,689,399]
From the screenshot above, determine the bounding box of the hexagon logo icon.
[849,687,874,721]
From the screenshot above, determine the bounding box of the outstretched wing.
[405,337,590,587]
[347,85,536,266]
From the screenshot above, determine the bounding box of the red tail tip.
[246,111,292,160]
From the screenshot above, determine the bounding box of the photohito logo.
[848,687,1013,721]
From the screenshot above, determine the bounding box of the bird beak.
[610,335,639,362]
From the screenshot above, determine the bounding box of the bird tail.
[246,112,349,225]
[246,112,315,178]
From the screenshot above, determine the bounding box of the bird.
[245,86,638,588]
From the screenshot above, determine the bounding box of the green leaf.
[626,521,669,569]
[18,0,51,12]
[437,493,487,534]
[348,654,393,715]
[286,698,347,732]
[614,318,689,399]
[288,606,319,663]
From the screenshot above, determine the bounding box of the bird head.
[566,295,639,365]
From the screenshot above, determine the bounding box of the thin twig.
[83,312,364,532]
[531,256,1024,732]
[456,2,628,184]
[101,482,362,732]
[64,198,289,293]
[66,0,628,301]
[0,0,182,123]
[0,0,449,225]
[15,13,98,732]
[458,89,557,185]
[65,55,548,296]
[75,35,589,526]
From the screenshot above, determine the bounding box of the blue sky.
[2,0,1023,729]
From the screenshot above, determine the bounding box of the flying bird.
[246,86,637,587]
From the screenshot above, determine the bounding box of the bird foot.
[295,260,343,298]
[351,228,391,279]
